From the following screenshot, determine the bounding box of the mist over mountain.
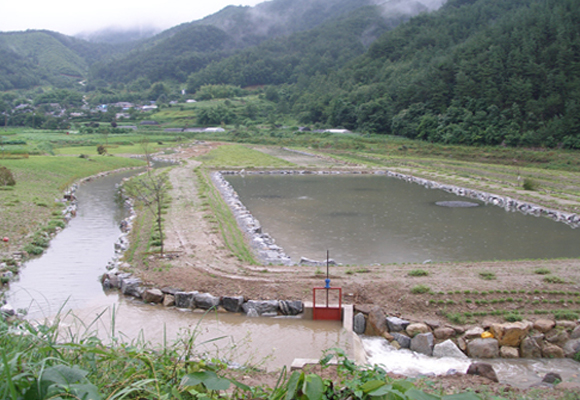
[2,0,579,150]
[76,26,161,44]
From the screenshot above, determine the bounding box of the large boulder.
[466,362,498,382]
[500,346,519,358]
[121,277,143,298]
[520,337,542,358]
[195,293,220,310]
[433,339,467,359]
[142,288,164,304]
[406,323,430,337]
[489,322,532,347]
[163,294,175,307]
[279,300,303,316]
[434,327,456,341]
[571,325,580,339]
[562,338,580,358]
[556,321,577,331]
[175,291,197,308]
[222,296,244,313]
[534,319,555,333]
[467,338,499,358]
[242,300,279,316]
[542,372,563,385]
[392,333,411,349]
[353,313,366,334]
[366,306,387,335]
[464,326,484,339]
[386,316,409,332]
[411,333,434,356]
[542,343,564,358]
[545,329,570,347]
[0,303,15,317]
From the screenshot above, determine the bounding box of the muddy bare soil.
[135,143,580,325]
[128,142,580,396]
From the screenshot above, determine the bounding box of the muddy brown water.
[6,168,580,386]
[225,174,580,264]
[6,169,347,370]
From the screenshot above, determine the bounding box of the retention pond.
[225,174,580,264]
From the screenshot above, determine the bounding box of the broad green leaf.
[405,388,442,400]
[68,383,102,400]
[360,380,387,394]
[303,374,324,400]
[203,376,231,391]
[392,380,415,393]
[228,378,251,392]
[42,365,88,386]
[285,371,304,400]
[442,393,481,400]
[367,386,405,399]
[181,371,217,387]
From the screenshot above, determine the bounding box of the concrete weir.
[291,304,367,370]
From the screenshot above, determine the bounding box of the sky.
[0,0,265,36]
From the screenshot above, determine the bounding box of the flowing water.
[6,169,580,385]
[225,174,580,264]
[363,336,580,388]
[6,169,347,370]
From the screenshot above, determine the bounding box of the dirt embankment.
[132,142,580,325]
[126,142,580,395]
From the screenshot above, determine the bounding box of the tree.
[128,171,170,256]
[0,166,16,186]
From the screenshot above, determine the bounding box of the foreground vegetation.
[3,312,574,400]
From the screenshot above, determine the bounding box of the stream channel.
[6,167,580,387]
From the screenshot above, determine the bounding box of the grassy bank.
[0,155,145,260]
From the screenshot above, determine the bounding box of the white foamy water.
[362,336,580,388]
[363,336,470,376]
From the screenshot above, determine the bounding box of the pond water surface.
[225,174,580,264]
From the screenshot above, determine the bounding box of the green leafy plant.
[544,275,568,284]
[408,269,429,277]
[479,271,496,280]
[534,267,551,275]
[410,284,431,294]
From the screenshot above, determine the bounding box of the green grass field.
[196,144,295,169]
[0,155,145,252]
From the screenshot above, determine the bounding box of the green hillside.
[0,31,87,83]
[279,0,580,149]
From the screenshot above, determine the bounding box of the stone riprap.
[353,306,580,361]
[210,168,580,269]
[101,268,303,317]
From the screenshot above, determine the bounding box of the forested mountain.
[278,0,580,149]
[1,0,579,149]
[0,30,135,90]
[89,0,425,84]
[184,4,416,91]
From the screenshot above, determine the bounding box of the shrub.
[408,269,429,277]
[24,244,44,255]
[410,284,431,294]
[544,275,568,284]
[0,166,16,186]
[505,312,523,322]
[97,145,107,155]
[554,310,579,320]
[535,267,551,275]
[479,271,496,280]
[446,312,466,324]
[523,178,539,191]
